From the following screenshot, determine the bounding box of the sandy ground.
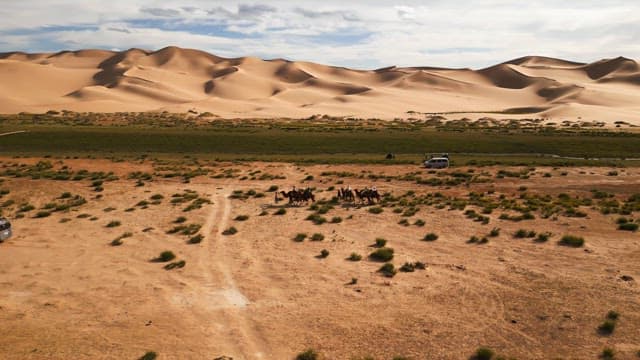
[0,159,639,359]
[1,48,639,125]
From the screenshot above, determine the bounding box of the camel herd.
[275,186,381,206]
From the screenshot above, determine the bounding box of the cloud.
[140,7,181,17]
[0,0,638,69]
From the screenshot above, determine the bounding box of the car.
[0,217,12,242]
[424,157,449,169]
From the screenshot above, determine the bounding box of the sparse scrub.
[378,263,396,277]
[423,233,438,241]
[155,251,176,262]
[222,227,238,235]
[234,215,249,221]
[274,208,287,215]
[375,238,387,247]
[370,247,394,262]
[489,227,500,237]
[559,235,584,247]
[294,233,307,242]
[188,234,204,244]
[330,216,342,223]
[311,233,325,241]
[414,219,425,226]
[35,211,51,218]
[139,352,157,360]
[296,349,319,360]
[348,252,362,261]
[106,220,121,228]
[164,260,186,270]
[598,320,616,335]
[319,249,330,258]
[368,207,383,214]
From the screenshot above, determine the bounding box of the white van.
[0,218,11,241]
[424,157,449,169]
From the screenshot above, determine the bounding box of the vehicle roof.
[427,157,449,161]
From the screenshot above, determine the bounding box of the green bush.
[274,208,287,215]
[174,216,187,223]
[139,352,157,360]
[368,207,383,214]
[375,238,387,247]
[234,215,249,221]
[474,347,494,360]
[222,227,237,235]
[156,251,176,262]
[423,233,438,241]
[618,222,638,231]
[296,349,318,360]
[489,228,500,237]
[399,262,415,272]
[319,249,329,258]
[535,232,551,242]
[559,235,584,247]
[106,220,121,228]
[370,247,394,262]
[188,234,204,244]
[331,216,342,223]
[35,211,51,218]
[598,320,616,335]
[414,219,425,227]
[267,185,278,192]
[348,252,362,261]
[601,348,615,360]
[607,310,619,321]
[378,263,396,277]
[311,233,325,241]
[306,214,327,224]
[294,233,307,242]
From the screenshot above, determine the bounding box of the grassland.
[1,120,640,166]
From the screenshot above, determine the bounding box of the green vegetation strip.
[1,125,639,165]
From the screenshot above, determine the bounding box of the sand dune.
[0,47,639,124]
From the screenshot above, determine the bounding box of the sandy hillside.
[1,47,639,125]
[0,158,639,359]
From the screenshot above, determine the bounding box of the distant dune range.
[1,46,639,124]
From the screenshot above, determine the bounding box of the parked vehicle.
[0,217,11,241]
[424,157,449,169]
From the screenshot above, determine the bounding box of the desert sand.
[0,158,639,359]
[1,47,640,125]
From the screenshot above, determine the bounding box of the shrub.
[616,217,628,224]
[274,208,287,216]
[536,232,551,242]
[514,229,535,238]
[474,347,494,360]
[156,251,176,262]
[375,238,387,247]
[188,234,204,244]
[106,220,121,228]
[348,252,362,261]
[234,215,249,221]
[618,222,638,231]
[331,216,342,223]
[174,216,187,223]
[35,211,51,218]
[423,233,438,241]
[294,233,307,242]
[598,320,616,335]
[607,310,619,321]
[368,207,383,214]
[296,349,318,360]
[311,233,325,241]
[164,260,186,270]
[414,219,425,227]
[60,192,72,199]
[489,228,500,237]
[222,227,237,235]
[319,249,330,258]
[139,352,157,360]
[399,262,415,272]
[306,214,327,225]
[370,247,394,262]
[467,236,479,244]
[398,219,409,226]
[601,348,615,360]
[559,235,584,247]
[150,194,163,200]
[607,171,618,176]
[378,263,396,277]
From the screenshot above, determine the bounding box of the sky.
[0,1,638,69]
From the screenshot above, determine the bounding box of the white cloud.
[0,0,638,69]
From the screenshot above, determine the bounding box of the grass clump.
[111,232,132,246]
[296,349,319,360]
[222,227,238,235]
[368,207,383,214]
[535,232,551,242]
[164,260,186,270]
[423,233,438,241]
[188,234,204,244]
[598,320,616,335]
[174,216,187,223]
[139,352,157,360]
[559,235,584,247]
[375,238,387,247]
[234,215,249,221]
[330,216,342,223]
[601,348,615,360]
[473,347,494,360]
[155,251,176,262]
[294,233,307,242]
[607,310,619,321]
[34,211,51,218]
[618,222,638,231]
[106,220,121,228]
[488,227,500,237]
[311,233,325,241]
[319,249,330,258]
[274,208,287,215]
[369,247,394,262]
[414,219,426,227]
[378,263,396,277]
[306,214,327,225]
[348,252,362,261]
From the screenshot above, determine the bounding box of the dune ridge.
[0,47,639,124]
